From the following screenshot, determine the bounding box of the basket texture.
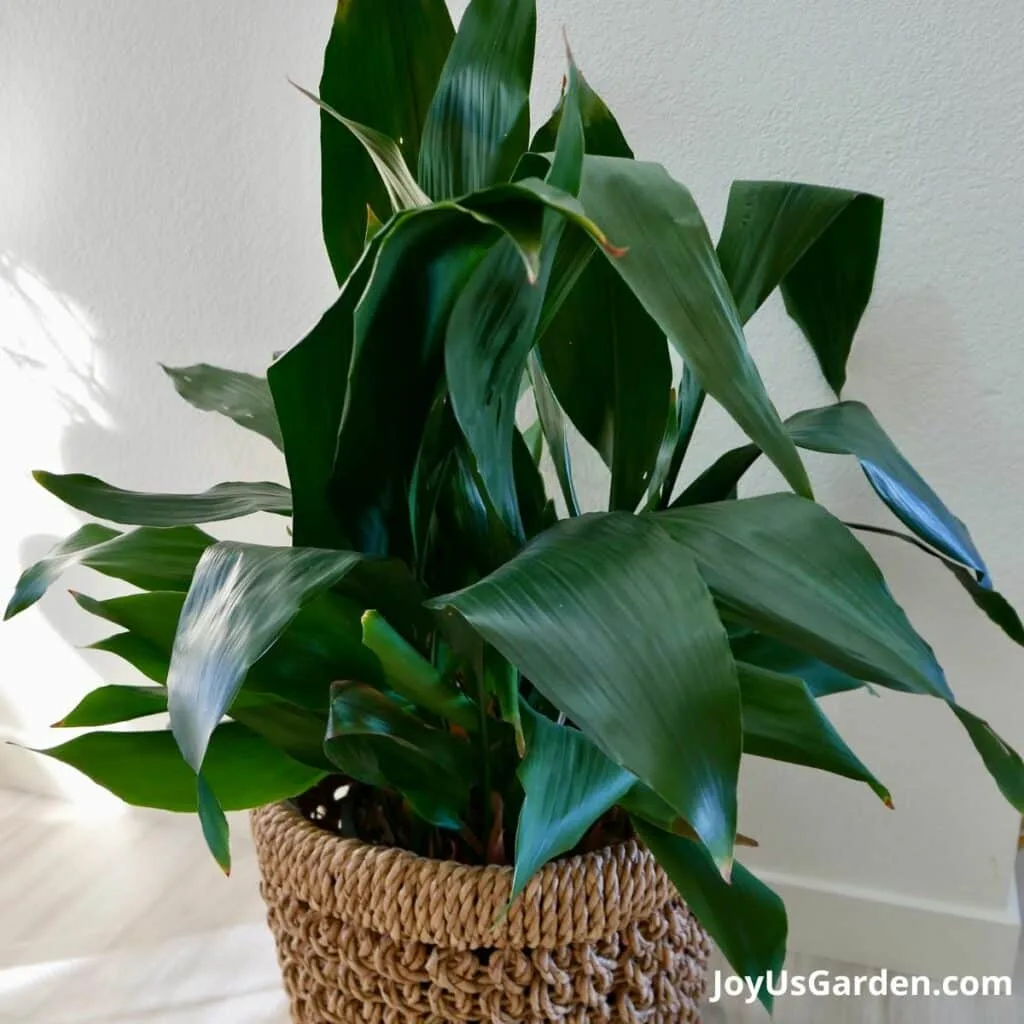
[251,802,710,1023]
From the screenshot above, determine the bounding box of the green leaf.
[847,523,1024,650]
[291,83,430,211]
[33,472,291,526]
[653,494,951,699]
[431,512,741,872]
[952,705,1024,813]
[318,0,453,281]
[655,365,706,509]
[731,632,865,698]
[326,681,471,829]
[334,210,492,556]
[716,181,882,393]
[197,774,231,874]
[89,632,170,684]
[672,443,759,507]
[166,543,362,781]
[526,350,579,516]
[737,662,890,802]
[633,818,787,1013]
[578,156,812,499]
[512,706,633,903]
[786,401,990,584]
[268,239,379,549]
[5,524,212,620]
[54,684,169,727]
[531,61,633,159]
[360,609,478,730]
[161,364,283,450]
[539,251,670,511]
[34,722,323,813]
[418,0,536,200]
[77,587,380,709]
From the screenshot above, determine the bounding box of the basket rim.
[250,801,678,950]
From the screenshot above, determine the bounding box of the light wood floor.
[1,790,1020,1023]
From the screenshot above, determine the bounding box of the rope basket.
[251,802,710,1023]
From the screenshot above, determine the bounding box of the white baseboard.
[759,866,1021,978]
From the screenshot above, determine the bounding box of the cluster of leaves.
[8,0,1024,1007]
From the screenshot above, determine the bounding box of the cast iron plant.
[9,0,1024,1009]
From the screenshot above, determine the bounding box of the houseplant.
[8,0,1024,1019]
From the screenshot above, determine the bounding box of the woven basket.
[251,802,710,1023]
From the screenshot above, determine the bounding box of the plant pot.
[251,802,710,1023]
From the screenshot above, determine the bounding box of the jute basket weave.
[251,802,710,1024]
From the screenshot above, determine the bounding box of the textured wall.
[2,0,1022,965]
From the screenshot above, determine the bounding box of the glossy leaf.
[786,401,990,584]
[633,818,787,1013]
[33,472,291,526]
[431,512,741,872]
[268,240,379,549]
[166,543,361,778]
[5,524,212,620]
[673,443,759,507]
[953,705,1024,813]
[361,609,478,729]
[89,632,170,684]
[54,684,169,727]
[653,494,952,699]
[326,681,472,828]
[716,181,882,393]
[418,0,536,200]
[34,722,323,813]
[652,366,705,509]
[578,156,811,500]
[318,0,453,281]
[848,523,1024,649]
[291,83,430,211]
[737,662,890,802]
[161,363,283,450]
[512,706,633,903]
[526,350,579,516]
[531,63,633,159]
[731,632,865,698]
[197,773,231,873]
[540,251,670,511]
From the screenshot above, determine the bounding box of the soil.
[291,774,634,866]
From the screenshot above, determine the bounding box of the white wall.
[3,0,1023,973]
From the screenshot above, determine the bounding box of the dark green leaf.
[89,632,170,684]
[850,523,1024,650]
[526,351,579,516]
[161,364,283,450]
[672,443,759,507]
[655,365,706,509]
[54,684,169,727]
[786,401,990,585]
[326,681,471,828]
[737,662,890,802]
[431,512,741,871]
[418,0,535,200]
[5,524,212,620]
[953,705,1024,813]
[716,181,882,393]
[540,251,670,511]
[166,543,361,780]
[33,472,291,526]
[531,61,633,159]
[292,83,429,211]
[731,632,865,698]
[512,706,633,903]
[633,818,787,1013]
[34,722,323,813]
[268,239,378,549]
[653,494,951,699]
[578,156,811,499]
[318,0,453,281]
